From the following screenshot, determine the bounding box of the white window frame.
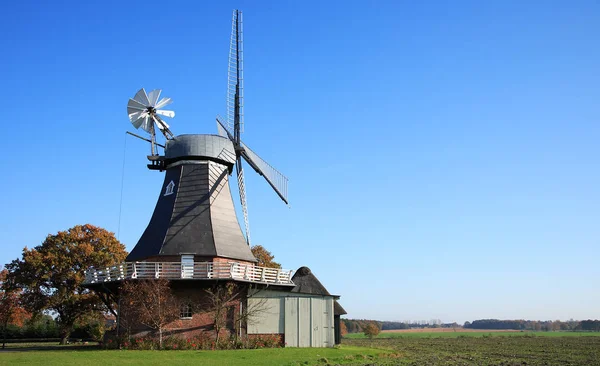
[164,180,175,196]
[180,303,193,320]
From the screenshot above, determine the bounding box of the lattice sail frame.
[218,10,289,247]
[226,10,243,135]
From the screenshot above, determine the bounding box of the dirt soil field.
[345,336,600,365]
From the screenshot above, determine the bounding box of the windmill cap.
[165,134,237,167]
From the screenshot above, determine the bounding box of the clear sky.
[1,1,599,324]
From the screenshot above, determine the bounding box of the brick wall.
[120,281,247,340]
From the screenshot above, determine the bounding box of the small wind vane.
[127,88,175,156]
[216,9,289,245]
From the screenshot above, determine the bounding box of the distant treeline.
[342,319,460,333]
[465,319,600,332]
[342,318,600,333]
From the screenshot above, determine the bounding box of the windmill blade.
[133,88,151,106]
[147,89,162,107]
[152,115,169,131]
[137,115,152,133]
[128,110,145,124]
[131,112,148,129]
[128,106,144,117]
[156,109,175,118]
[216,116,235,141]
[153,115,174,140]
[127,98,147,111]
[155,97,172,110]
[236,157,251,244]
[240,142,288,204]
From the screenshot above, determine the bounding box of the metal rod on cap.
[126,131,166,148]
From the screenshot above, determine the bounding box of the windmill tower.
[125,10,288,266]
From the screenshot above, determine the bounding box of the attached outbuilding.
[247,266,344,348]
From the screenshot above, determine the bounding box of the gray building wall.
[247,290,335,348]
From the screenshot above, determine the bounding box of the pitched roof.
[290,267,332,296]
[290,267,346,315]
[334,300,347,315]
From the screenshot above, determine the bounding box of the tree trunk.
[59,329,70,345]
[60,335,69,345]
[159,328,163,349]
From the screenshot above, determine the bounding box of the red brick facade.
[118,279,247,340]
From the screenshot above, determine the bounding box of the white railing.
[84,261,294,286]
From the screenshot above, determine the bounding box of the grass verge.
[0,345,388,366]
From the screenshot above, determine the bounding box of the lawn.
[344,330,600,339]
[0,345,387,366]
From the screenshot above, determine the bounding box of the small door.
[284,298,298,347]
[298,298,311,347]
[181,255,194,279]
[311,298,323,347]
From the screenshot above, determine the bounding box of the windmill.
[124,9,288,263]
[84,10,346,348]
[216,9,289,245]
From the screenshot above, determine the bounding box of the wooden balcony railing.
[83,261,294,286]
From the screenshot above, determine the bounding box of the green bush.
[104,333,283,350]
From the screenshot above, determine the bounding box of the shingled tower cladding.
[126,134,256,263]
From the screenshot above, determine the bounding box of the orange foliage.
[5,224,127,343]
[251,245,281,268]
[340,319,348,337]
[363,322,380,339]
[0,269,31,327]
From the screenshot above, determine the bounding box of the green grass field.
[2,335,599,365]
[344,330,600,339]
[0,345,386,366]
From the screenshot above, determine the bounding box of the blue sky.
[1,1,599,323]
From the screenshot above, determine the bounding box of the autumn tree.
[5,224,127,344]
[0,269,31,349]
[251,245,281,268]
[202,282,271,343]
[120,279,181,348]
[203,282,243,342]
[363,322,380,339]
[340,319,348,338]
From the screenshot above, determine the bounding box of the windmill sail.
[226,10,243,136]
[236,157,251,244]
[240,142,289,204]
[217,117,289,205]
[216,116,234,141]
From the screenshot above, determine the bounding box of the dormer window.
[164,180,175,196]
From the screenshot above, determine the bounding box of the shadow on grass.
[0,344,102,353]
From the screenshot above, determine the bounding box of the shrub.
[363,323,380,339]
[102,333,283,350]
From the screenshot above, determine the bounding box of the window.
[164,180,175,196]
[180,303,192,319]
[181,255,194,279]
